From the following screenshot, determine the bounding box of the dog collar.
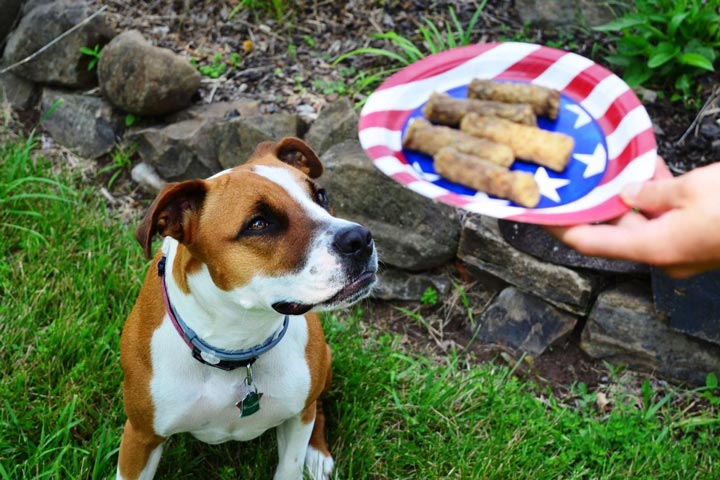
[157,256,290,371]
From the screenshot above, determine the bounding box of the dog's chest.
[148,317,312,444]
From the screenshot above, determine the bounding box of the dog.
[117,137,378,479]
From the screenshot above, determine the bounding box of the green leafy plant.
[229,0,287,23]
[124,113,138,127]
[98,144,135,189]
[79,44,101,71]
[420,287,439,307]
[594,0,720,105]
[199,52,227,78]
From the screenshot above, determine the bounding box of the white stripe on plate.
[605,106,653,160]
[360,43,542,115]
[581,74,631,120]
[373,156,406,176]
[358,127,403,150]
[406,180,448,198]
[532,52,595,91]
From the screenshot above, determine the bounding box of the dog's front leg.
[274,412,316,480]
[117,420,165,480]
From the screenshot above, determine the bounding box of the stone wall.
[2,0,718,386]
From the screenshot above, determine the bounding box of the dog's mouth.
[271,271,377,315]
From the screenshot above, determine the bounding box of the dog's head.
[136,137,377,314]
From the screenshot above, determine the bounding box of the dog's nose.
[332,225,374,260]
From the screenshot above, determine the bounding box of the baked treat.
[459,113,574,172]
[467,79,561,120]
[422,91,536,126]
[433,147,540,208]
[403,118,514,167]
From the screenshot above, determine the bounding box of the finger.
[613,210,649,228]
[620,177,684,214]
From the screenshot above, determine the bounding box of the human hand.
[547,157,720,278]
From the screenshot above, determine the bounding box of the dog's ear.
[135,180,207,259]
[273,137,323,179]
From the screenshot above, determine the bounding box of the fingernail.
[620,182,642,205]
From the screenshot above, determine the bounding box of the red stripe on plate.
[507,197,629,225]
[391,171,420,185]
[596,90,643,134]
[598,128,656,186]
[359,110,413,131]
[493,48,568,83]
[562,63,612,102]
[366,145,399,161]
[375,44,499,91]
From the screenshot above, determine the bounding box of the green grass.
[2,136,720,478]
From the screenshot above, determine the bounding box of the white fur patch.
[305,445,334,480]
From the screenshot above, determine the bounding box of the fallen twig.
[676,85,720,145]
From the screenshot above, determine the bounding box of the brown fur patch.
[119,253,167,476]
[172,244,202,295]
[186,164,318,292]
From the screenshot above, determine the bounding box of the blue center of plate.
[400,84,608,209]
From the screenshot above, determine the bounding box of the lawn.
[2,136,720,479]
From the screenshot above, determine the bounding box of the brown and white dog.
[117,137,377,479]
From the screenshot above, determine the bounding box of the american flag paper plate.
[358,42,657,225]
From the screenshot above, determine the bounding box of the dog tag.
[235,364,262,418]
[237,390,262,417]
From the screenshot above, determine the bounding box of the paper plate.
[358,42,657,225]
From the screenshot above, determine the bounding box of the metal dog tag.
[237,390,262,417]
[235,365,262,418]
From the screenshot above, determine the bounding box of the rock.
[131,162,166,194]
[472,287,577,356]
[3,1,114,87]
[164,99,261,124]
[582,282,720,386]
[458,215,600,315]
[320,140,461,271]
[515,0,576,26]
[0,72,37,110]
[98,30,200,116]
[516,0,626,27]
[304,97,358,156]
[653,269,720,346]
[217,113,299,169]
[0,0,22,46]
[21,0,54,15]
[577,0,628,27]
[40,88,123,158]
[498,220,649,274]
[129,112,298,181]
[372,267,453,302]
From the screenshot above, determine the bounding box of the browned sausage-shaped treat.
[434,147,540,208]
[467,79,561,120]
[403,118,514,167]
[422,92,537,126]
[460,113,574,172]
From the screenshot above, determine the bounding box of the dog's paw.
[304,446,334,480]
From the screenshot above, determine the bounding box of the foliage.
[0,135,72,242]
[98,144,135,189]
[198,52,227,78]
[79,44,101,71]
[420,286,438,306]
[229,0,287,23]
[335,2,487,100]
[124,113,138,128]
[594,0,720,105]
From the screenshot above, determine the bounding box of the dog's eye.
[315,188,329,207]
[248,217,269,231]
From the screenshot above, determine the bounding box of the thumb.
[620,178,683,213]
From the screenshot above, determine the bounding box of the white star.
[573,143,607,178]
[565,104,592,129]
[534,167,570,203]
[412,161,441,182]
